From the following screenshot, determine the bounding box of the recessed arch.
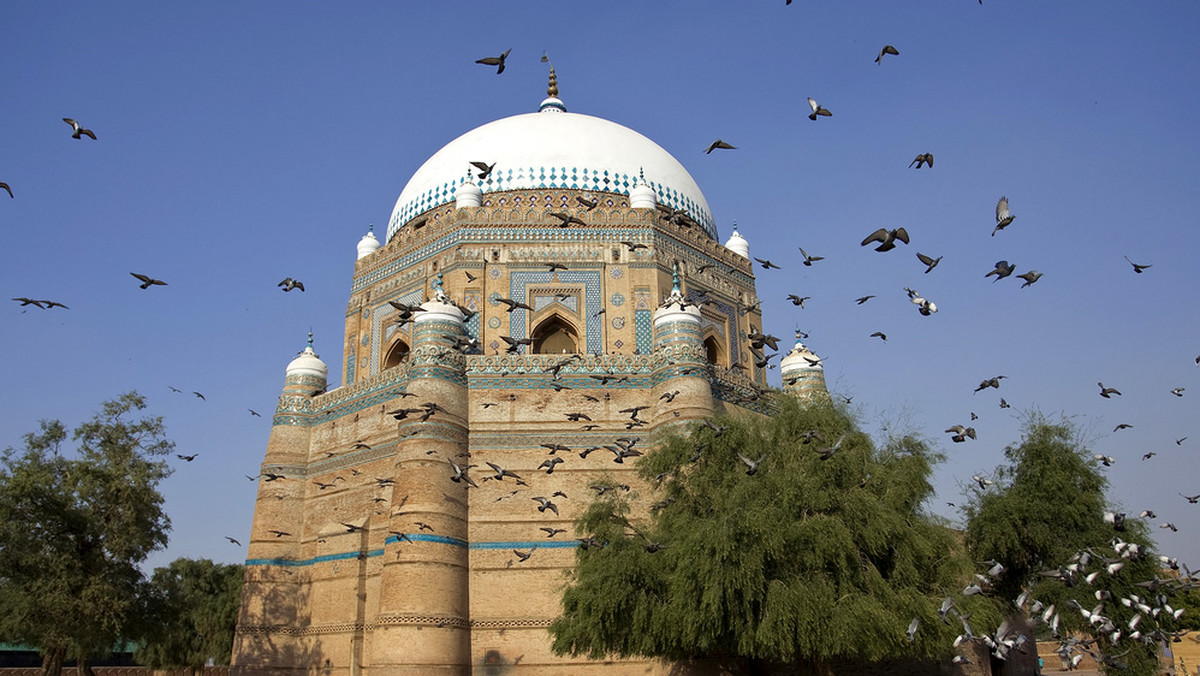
[531,314,580,355]
[383,340,410,370]
[702,334,725,367]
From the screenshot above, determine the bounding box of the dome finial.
[307,329,313,349]
[538,53,566,112]
[542,52,558,98]
[433,271,449,303]
[672,261,681,295]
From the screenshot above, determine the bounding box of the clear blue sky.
[3,2,1198,572]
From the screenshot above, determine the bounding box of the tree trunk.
[40,647,65,676]
[77,656,97,676]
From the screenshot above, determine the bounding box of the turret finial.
[672,262,681,295]
[307,329,314,349]
[542,52,558,98]
[433,271,449,303]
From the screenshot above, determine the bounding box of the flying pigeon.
[807,97,832,120]
[469,161,495,179]
[475,48,511,74]
[909,153,933,168]
[704,139,736,154]
[985,260,1015,281]
[1123,256,1151,273]
[916,252,941,273]
[993,196,1014,236]
[876,45,900,64]
[130,272,167,289]
[861,228,910,252]
[63,118,96,140]
[1017,270,1042,287]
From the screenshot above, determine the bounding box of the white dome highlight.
[725,224,749,259]
[286,335,328,381]
[388,108,716,241]
[356,225,381,260]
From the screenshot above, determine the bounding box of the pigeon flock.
[3,8,1196,663]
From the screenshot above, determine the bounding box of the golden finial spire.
[542,52,558,97]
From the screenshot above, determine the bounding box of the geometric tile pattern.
[508,269,601,353]
[634,309,652,354]
[369,287,425,376]
[388,168,716,240]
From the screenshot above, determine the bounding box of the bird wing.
[807,97,819,112]
[894,227,910,244]
[475,56,501,66]
[996,196,1010,222]
[861,228,889,246]
[470,161,492,172]
[916,252,935,266]
[131,272,151,283]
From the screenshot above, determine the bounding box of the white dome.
[387,108,716,241]
[455,176,482,208]
[286,335,328,381]
[780,340,823,375]
[725,224,749,259]
[629,171,658,210]
[356,225,381,260]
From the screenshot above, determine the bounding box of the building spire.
[433,271,449,303]
[542,52,558,97]
[538,53,566,113]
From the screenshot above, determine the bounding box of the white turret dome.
[455,174,482,208]
[629,170,658,210]
[724,223,749,259]
[387,101,716,241]
[356,225,381,260]
[286,334,328,381]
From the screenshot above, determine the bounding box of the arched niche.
[383,340,410,370]
[531,314,580,355]
[702,334,725,367]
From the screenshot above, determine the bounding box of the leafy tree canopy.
[964,415,1194,675]
[0,392,173,674]
[551,397,995,672]
[136,558,244,670]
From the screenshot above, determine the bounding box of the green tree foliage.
[0,393,173,676]
[964,415,1190,675]
[550,397,994,673]
[136,558,244,671]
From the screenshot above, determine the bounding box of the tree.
[964,415,1190,676]
[135,558,244,672]
[0,393,174,676]
[550,397,993,674]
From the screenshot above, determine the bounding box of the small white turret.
[780,330,830,404]
[356,224,381,260]
[286,332,328,382]
[724,222,749,259]
[455,173,482,208]
[629,168,658,210]
[282,331,328,398]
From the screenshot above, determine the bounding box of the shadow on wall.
[229,566,327,676]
